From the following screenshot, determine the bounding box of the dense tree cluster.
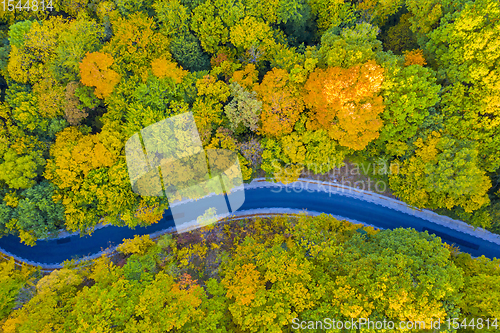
[0,1,499,328]
[1,214,500,332]
[0,0,497,239]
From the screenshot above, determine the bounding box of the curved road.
[1,183,500,265]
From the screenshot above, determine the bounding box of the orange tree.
[303,60,385,150]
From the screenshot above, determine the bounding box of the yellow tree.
[255,68,304,137]
[192,74,230,143]
[229,16,275,60]
[303,60,385,150]
[103,12,172,78]
[221,237,314,331]
[44,127,118,231]
[7,17,67,84]
[206,128,252,180]
[117,235,155,255]
[307,0,355,35]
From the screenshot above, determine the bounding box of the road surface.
[0,182,499,266]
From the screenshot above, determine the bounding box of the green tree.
[154,0,191,38]
[51,15,105,82]
[229,16,275,57]
[389,132,491,222]
[406,0,466,46]
[441,83,500,172]
[0,148,44,191]
[7,17,67,84]
[10,181,65,244]
[7,20,33,48]
[317,22,382,69]
[132,75,184,111]
[426,0,500,172]
[221,236,315,331]
[0,258,37,320]
[355,0,404,26]
[190,0,230,54]
[2,267,83,332]
[307,0,355,36]
[103,12,172,77]
[170,33,211,72]
[326,228,463,325]
[114,0,154,17]
[380,13,419,55]
[126,272,207,331]
[453,254,500,325]
[224,82,262,134]
[243,0,306,26]
[60,0,91,17]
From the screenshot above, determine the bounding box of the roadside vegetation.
[2,214,500,332]
[0,0,499,244]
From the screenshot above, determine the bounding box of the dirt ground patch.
[299,159,398,199]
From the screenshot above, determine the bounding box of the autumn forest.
[1,0,500,331]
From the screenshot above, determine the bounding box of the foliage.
[403,49,426,67]
[60,0,91,17]
[239,137,263,167]
[206,128,252,181]
[303,60,385,150]
[378,58,441,155]
[224,82,262,134]
[154,0,191,38]
[151,58,188,83]
[325,228,463,325]
[2,214,500,331]
[406,0,466,46]
[453,253,500,322]
[381,12,419,55]
[64,81,88,126]
[7,21,33,48]
[426,0,500,172]
[0,258,37,319]
[307,0,355,35]
[355,0,405,26]
[389,131,491,222]
[229,16,274,55]
[190,0,231,54]
[261,130,346,183]
[317,22,382,69]
[79,51,121,99]
[51,16,105,82]
[7,17,67,84]
[102,12,172,78]
[43,126,128,233]
[6,181,65,245]
[170,33,211,72]
[117,234,156,255]
[0,0,499,326]
[255,67,304,137]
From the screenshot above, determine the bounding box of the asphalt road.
[0,185,498,265]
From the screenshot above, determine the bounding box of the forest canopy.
[2,214,500,332]
[1,1,500,332]
[0,0,498,243]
